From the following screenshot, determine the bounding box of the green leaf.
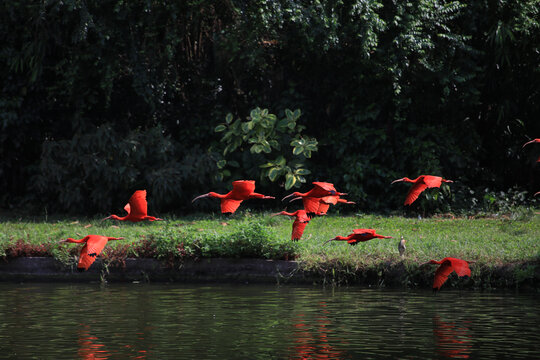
[261,108,268,116]
[293,109,301,120]
[285,109,293,121]
[295,168,311,175]
[217,160,226,169]
[290,139,302,147]
[215,124,226,132]
[250,108,260,121]
[225,113,233,124]
[285,173,296,190]
[251,144,263,153]
[276,156,286,166]
[268,167,281,181]
[293,146,303,155]
[269,140,280,150]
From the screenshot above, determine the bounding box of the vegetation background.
[1,0,539,215]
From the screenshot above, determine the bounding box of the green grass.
[0,211,539,288]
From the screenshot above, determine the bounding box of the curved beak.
[192,193,209,203]
[323,238,336,245]
[282,193,296,202]
[522,140,535,148]
[391,178,404,185]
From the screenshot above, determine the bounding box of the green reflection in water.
[0,283,538,359]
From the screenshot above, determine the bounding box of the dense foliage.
[1,0,539,214]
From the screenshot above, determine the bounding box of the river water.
[0,283,537,359]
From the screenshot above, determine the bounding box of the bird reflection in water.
[78,323,111,360]
[77,323,151,359]
[433,316,472,359]
[289,301,349,359]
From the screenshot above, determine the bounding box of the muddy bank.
[0,257,538,290]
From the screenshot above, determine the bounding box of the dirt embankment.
[0,257,538,290]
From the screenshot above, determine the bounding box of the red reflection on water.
[289,302,348,359]
[433,316,473,359]
[78,324,111,360]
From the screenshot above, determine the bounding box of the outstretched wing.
[433,261,454,290]
[353,229,375,235]
[310,182,337,197]
[77,236,108,271]
[128,190,148,217]
[423,176,443,188]
[221,199,243,214]
[230,180,256,199]
[301,197,321,214]
[405,182,429,205]
[317,201,331,215]
[291,219,308,241]
[448,258,471,277]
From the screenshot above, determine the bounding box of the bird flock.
[57,138,539,291]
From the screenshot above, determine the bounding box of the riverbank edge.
[0,257,538,290]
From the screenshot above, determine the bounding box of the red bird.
[316,195,355,216]
[59,235,125,271]
[282,182,346,216]
[104,190,162,222]
[522,138,540,162]
[324,228,392,245]
[422,257,473,291]
[391,175,453,205]
[272,210,311,241]
[192,180,275,214]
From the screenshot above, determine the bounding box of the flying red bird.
[422,257,473,291]
[104,190,162,222]
[59,235,125,271]
[316,195,355,216]
[272,210,311,241]
[282,182,346,216]
[324,228,392,245]
[391,175,453,205]
[522,138,540,162]
[192,180,275,214]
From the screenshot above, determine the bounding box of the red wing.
[405,182,429,205]
[292,220,308,241]
[302,197,321,213]
[310,182,337,197]
[296,210,310,223]
[448,258,471,277]
[221,199,243,213]
[317,202,330,215]
[128,190,148,217]
[78,244,96,271]
[320,195,339,205]
[123,203,131,214]
[353,229,375,235]
[85,236,109,257]
[423,176,443,188]
[230,180,256,199]
[433,262,454,290]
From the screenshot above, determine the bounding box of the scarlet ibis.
[398,236,406,257]
[59,235,125,271]
[104,190,162,222]
[282,182,346,216]
[391,175,453,205]
[271,210,310,241]
[422,257,473,291]
[522,138,540,162]
[192,180,275,214]
[324,229,392,245]
[316,195,355,216]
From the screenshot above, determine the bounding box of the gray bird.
[398,236,406,257]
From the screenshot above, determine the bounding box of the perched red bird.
[422,257,473,291]
[522,138,540,162]
[324,228,392,245]
[104,190,162,222]
[316,195,355,216]
[192,180,275,214]
[59,235,125,271]
[272,210,311,241]
[391,175,453,205]
[282,182,346,216]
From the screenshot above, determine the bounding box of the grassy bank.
[0,211,538,288]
